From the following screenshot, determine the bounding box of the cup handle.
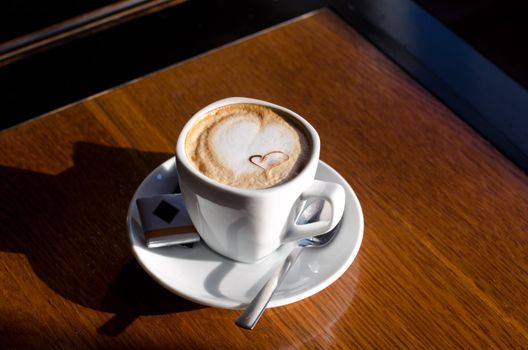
[284,180,345,243]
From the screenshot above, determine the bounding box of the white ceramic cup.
[176,97,345,263]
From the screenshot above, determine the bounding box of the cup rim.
[175,97,320,197]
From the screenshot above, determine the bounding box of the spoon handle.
[235,246,304,330]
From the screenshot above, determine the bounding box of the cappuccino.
[185,103,310,189]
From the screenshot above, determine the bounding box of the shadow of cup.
[0,142,204,335]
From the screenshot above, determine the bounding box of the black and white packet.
[136,193,200,248]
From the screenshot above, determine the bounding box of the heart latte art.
[185,104,310,189]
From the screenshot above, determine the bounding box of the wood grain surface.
[1,9,527,349]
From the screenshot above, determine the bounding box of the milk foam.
[185,104,309,189]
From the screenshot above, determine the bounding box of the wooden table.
[1,9,527,348]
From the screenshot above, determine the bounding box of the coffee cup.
[175,97,345,263]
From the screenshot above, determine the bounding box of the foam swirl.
[185,104,309,189]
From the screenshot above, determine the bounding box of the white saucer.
[127,158,364,309]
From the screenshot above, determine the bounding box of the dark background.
[0,0,324,129]
[414,0,527,88]
[0,0,117,42]
[1,0,526,169]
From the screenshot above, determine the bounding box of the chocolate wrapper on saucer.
[136,193,200,248]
